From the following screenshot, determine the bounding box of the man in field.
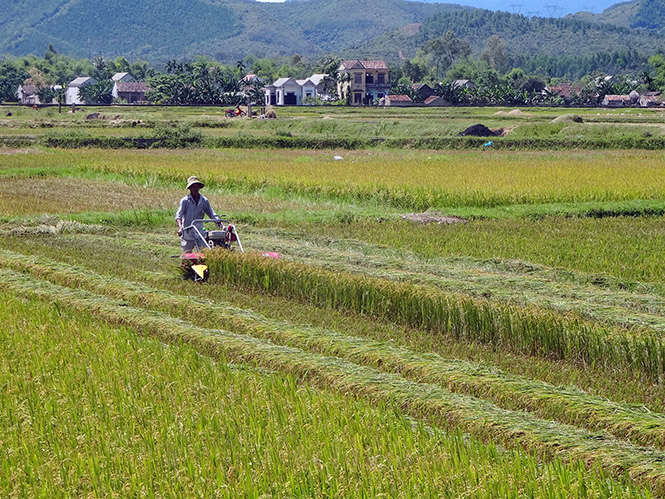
[175,176,220,252]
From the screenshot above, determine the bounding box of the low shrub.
[150,123,202,148]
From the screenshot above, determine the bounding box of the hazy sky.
[440,0,618,16]
[256,0,620,17]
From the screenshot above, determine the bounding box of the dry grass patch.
[0,176,314,216]
[0,177,174,215]
[0,147,42,155]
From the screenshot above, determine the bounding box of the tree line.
[2,40,665,107]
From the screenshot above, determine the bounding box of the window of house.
[377,73,385,84]
[354,73,362,85]
[365,73,374,84]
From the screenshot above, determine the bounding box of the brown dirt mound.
[458,124,498,137]
[401,212,467,225]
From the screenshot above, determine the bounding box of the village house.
[112,72,136,84]
[337,60,391,106]
[424,95,450,107]
[66,76,97,105]
[380,94,413,107]
[17,85,39,105]
[412,83,436,101]
[17,84,63,105]
[265,78,303,106]
[601,94,632,107]
[545,83,582,104]
[110,72,148,103]
[241,74,262,92]
[308,74,334,100]
[639,95,664,107]
[454,79,476,90]
[264,75,327,106]
[113,81,149,103]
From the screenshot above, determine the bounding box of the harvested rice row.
[205,251,665,379]
[27,228,665,332]
[2,268,665,494]
[72,228,665,333]
[242,231,665,332]
[3,249,665,451]
[9,292,645,498]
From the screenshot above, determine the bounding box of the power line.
[544,4,563,17]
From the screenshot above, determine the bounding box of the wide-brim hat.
[186,176,204,189]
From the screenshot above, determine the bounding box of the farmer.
[175,176,220,252]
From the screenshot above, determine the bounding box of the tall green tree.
[480,35,509,74]
[78,80,114,104]
[422,31,471,78]
[0,62,27,102]
[648,54,665,91]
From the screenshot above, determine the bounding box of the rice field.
[3,148,665,210]
[2,107,665,496]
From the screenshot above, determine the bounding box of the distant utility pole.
[88,38,91,61]
[510,3,524,14]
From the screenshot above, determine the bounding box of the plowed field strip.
[3,250,665,451]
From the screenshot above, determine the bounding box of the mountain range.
[0,0,663,64]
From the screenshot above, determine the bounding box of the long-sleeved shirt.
[175,194,218,241]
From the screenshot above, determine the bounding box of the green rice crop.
[2,269,665,494]
[2,148,665,211]
[4,249,665,450]
[8,293,626,498]
[206,251,665,379]
[316,216,665,285]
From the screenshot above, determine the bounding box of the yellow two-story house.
[337,60,391,106]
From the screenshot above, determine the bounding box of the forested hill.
[568,0,665,31]
[361,8,665,62]
[1,0,664,64]
[0,0,466,62]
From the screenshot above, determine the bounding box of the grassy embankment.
[3,104,665,149]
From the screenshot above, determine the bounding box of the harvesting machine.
[179,218,244,282]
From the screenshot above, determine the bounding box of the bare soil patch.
[0,147,42,155]
[401,212,468,225]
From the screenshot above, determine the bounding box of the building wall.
[338,69,390,105]
[66,87,83,105]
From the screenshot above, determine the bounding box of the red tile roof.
[387,94,412,102]
[340,60,389,71]
[116,82,149,93]
[547,84,581,98]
